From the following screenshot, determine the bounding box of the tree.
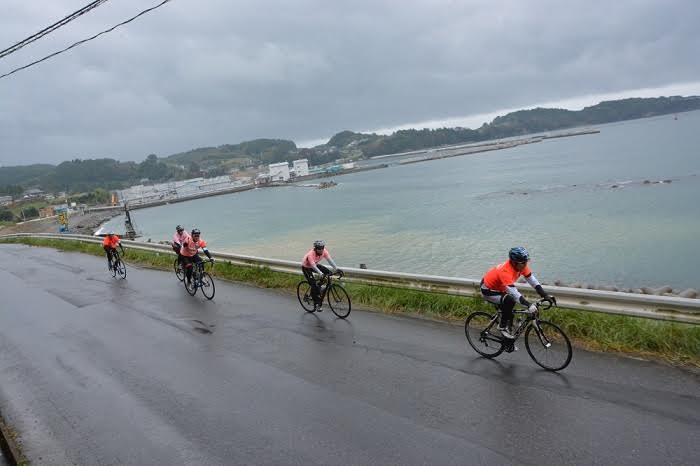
[0,209,15,222]
[187,161,201,178]
[0,184,24,200]
[22,206,39,219]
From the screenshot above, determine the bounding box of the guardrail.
[2,233,699,325]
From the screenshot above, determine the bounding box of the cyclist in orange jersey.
[102,231,124,271]
[481,247,556,339]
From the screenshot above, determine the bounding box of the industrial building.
[292,159,309,177]
[268,162,291,181]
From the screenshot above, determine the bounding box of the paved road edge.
[0,412,25,466]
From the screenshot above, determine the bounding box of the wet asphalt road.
[0,244,698,465]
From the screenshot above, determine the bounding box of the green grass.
[3,236,699,367]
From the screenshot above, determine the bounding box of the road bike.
[184,258,215,300]
[109,248,126,279]
[464,298,572,371]
[297,270,351,318]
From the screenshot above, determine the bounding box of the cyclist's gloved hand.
[335,268,344,276]
[528,303,538,314]
[545,295,557,306]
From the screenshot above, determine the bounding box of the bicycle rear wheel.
[174,257,185,281]
[184,269,197,296]
[524,320,572,371]
[111,260,117,278]
[201,272,215,300]
[296,281,315,312]
[327,284,351,319]
[464,311,504,358]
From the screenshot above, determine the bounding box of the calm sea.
[102,111,700,290]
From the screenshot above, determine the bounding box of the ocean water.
[102,111,700,290]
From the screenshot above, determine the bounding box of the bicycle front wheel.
[464,311,504,358]
[327,284,351,319]
[201,272,215,300]
[525,320,572,371]
[296,281,315,312]
[116,259,127,279]
[174,258,185,281]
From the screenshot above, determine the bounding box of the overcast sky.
[1,0,699,166]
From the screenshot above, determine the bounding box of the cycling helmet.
[108,231,115,236]
[313,239,325,249]
[191,228,201,236]
[509,246,529,262]
[176,225,184,232]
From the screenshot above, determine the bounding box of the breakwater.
[399,129,599,166]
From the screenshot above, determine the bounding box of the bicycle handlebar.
[537,297,554,310]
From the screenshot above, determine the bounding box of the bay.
[102,110,700,290]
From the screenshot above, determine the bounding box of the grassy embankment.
[2,236,698,367]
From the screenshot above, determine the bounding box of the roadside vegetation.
[2,236,698,367]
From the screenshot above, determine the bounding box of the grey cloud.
[1,0,699,165]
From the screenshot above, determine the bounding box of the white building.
[269,162,290,181]
[292,159,309,177]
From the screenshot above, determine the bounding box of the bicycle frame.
[111,249,122,267]
[316,271,346,300]
[481,300,553,347]
[316,273,333,301]
[185,259,212,285]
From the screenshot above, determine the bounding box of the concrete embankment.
[399,138,541,165]
[396,129,600,166]
[548,279,698,299]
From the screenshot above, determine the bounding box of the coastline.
[0,208,121,236]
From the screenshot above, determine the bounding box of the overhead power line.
[0,0,110,60]
[0,0,174,81]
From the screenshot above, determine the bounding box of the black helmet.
[313,239,325,249]
[176,225,184,232]
[508,246,529,262]
[191,228,201,236]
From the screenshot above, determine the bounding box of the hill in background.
[2,95,699,196]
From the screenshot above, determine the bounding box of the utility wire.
[0,0,110,59]
[0,0,174,81]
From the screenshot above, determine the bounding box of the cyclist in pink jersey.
[180,228,213,285]
[481,247,556,340]
[172,225,190,267]
[301,239,342,312]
